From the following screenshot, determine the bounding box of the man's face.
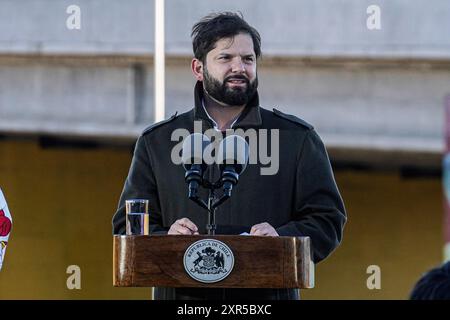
[201,33,258,106]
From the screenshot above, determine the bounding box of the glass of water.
[125,199,149,235]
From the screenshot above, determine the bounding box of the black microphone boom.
[181,133,249,235]
[181,133,211,210]
[213,135,249,208]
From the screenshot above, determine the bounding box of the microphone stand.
[187,178,233,236]
[206,188,216,235]
[184,134,247,235]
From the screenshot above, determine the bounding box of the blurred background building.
[0,0,449,299]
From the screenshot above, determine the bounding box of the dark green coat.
[112,82,346,299]
[113,81,346,262]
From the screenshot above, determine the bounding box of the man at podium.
[113,12,346,300]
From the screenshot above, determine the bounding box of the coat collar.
[193,81,262,129]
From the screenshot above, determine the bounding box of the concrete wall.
[0,57,151,138]
[167,58,450,154]
[2,0,450,59]
[0,0,450,156]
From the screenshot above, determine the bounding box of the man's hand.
[250,222,279,237]
[168,218,199,235]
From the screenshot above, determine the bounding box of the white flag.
[0,188,12,271]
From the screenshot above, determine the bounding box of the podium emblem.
[183,239,235,283]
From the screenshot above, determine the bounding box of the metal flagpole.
[154,0,165,122]
[151,0,165,299]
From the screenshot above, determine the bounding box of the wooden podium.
[113,235,314,289]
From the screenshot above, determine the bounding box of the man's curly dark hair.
[191,12,261,64]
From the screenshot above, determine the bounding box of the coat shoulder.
[272,108,313,130]
[142,112,179,136]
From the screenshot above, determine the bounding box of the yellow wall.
[0,138,149,299]
[0,139,443,299]
[302,171,443,299]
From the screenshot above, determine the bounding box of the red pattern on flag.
[0,209,12,237]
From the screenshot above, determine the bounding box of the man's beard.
[203,67,258,106]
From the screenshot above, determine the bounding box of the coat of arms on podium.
[183,239,234,283]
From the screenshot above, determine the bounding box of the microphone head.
[181,133,211,171]
[216,135,249,175]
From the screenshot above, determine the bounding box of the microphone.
[216,135,249,196]
[181,133,211,199]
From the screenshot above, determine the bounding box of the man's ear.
[191,58,204,81]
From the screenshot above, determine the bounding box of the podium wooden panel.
[113,235,314,289]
